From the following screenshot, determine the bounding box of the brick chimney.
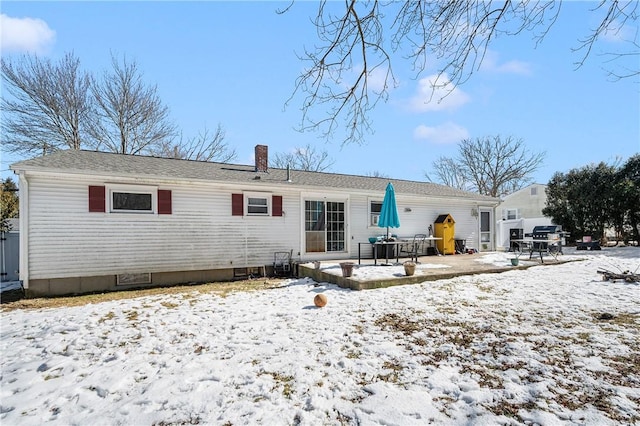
[255,144,268,172]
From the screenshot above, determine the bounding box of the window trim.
[107,184,157,214]
[503,208,518,220]
[245,192,271,216]
[369,199,383,227]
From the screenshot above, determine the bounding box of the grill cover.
[532,225,562,233]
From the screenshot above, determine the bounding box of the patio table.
[511,238,561,263]
[423,236,442,255]
[358,240,416,265]
[397,235,442,256]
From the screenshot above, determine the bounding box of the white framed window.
[530,186,538,196]
[369,200,382,226]
[246,193,270,216]
[503,208,518,220]
[108,184,156,214]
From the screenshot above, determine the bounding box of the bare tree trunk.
[91,54,176,155]
[427,135,545,197]
[1,52,93,156]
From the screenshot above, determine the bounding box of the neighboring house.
[10,146,499,297]
[495,183,554,251]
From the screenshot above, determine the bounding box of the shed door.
[480,208,493,251]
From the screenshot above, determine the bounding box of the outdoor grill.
[526,225,568,254]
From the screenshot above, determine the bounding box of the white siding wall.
[496,184,552,251]
[499,184,548,219]
[348,194,373,258]
[348,193,487,255]
[27,175,300,279]
[495,217,554,251]
[25,172,495,279]
[442,204,480,250]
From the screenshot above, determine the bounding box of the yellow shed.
[434,214,456,255]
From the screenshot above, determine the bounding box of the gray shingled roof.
[11,150,498,202]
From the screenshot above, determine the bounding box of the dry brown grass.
[372,308,640,424]
[0,278,287,312]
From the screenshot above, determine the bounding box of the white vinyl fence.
[1,231,20,283]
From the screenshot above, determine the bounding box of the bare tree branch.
[601,29,640,81]
[428,135,545,197]
[1,52,93,156]
[91,54,176,155]
[425,156,473,192]
[365,170,390,178]
[287,0,393,145]
[572,1,639,72]
[1,51,233,162]
[270,143,335,172]
[153,124,237,163]
[289,1,636,144]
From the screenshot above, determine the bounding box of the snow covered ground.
[1,248,639,425]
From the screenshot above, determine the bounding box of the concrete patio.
[298,251,575,290]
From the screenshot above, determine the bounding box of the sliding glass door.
[305,200,345,253]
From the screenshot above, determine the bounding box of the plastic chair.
[273,251,292,277]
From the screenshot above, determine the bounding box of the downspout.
[1,231,5,283]
[492,199,501,252]
[18,171,29,290]
[472,202,480,252]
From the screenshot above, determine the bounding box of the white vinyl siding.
[25,176,299,279]
[502,208,518,220]
[499,184,547,219]
[23,173,492,281]
[349,193,485,257]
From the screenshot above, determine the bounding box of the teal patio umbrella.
[378,182,400,239]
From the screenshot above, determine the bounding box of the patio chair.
[273,250,292,277]
[399,234,426,262]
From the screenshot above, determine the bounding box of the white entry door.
[479,208,493,251]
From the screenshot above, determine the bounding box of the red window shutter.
[272,195,283,217]
[158,189,172,214]
[88,185,106,212]
[232,193,243,216]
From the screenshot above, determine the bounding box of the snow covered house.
[495,183,555,251]
[10,146,499,297]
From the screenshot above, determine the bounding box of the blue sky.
[2,1,639,186]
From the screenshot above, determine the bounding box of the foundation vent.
[117,273,151,286]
